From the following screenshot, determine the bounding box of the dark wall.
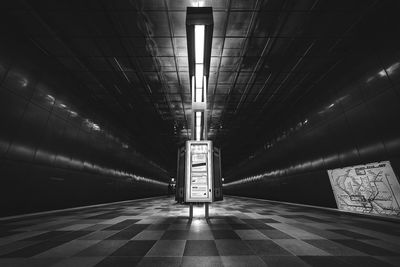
[0,37,169,217]
[224,8,400,208]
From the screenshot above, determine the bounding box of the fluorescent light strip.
[196,89,202,102]
[196,111,202,141]
[195,64,203,88]
[193,25,206,139]
[191,76,195,101]
[195,25,204,64]
[203,76,207,101]
[194,25,205,103]
[195,64,203,102]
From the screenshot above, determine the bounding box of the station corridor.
[0,196,399,267]
[2,1,400,266]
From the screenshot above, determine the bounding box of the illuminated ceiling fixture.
[195,25,204,102]
[195,111,202,141]
[186,7,213,141]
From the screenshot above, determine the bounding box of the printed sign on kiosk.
[185,140,213,202]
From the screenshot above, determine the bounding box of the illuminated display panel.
[327,161,400,217]
[185,140,213,202]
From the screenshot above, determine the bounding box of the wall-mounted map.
[327,161,400,217]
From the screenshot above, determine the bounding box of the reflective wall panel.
[224,27,400,208]
[0,37,169,216]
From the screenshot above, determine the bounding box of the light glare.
[196,64,203,88]
[195,25,205,64]
[196,111,202,141]
[196,88,202,102]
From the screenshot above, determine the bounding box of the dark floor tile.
[301,216,329,223]
[106,230,142,240]
[333,239,399,256]
[111,240,156,256]
[174,217,191,224]
[351,221,400,236]
[240,220,274,230]
[95,256,142,267]
[209,224,232,230]
[146,240,186,257]
[0,231,22,238]
[212,230,240,239]
[138,256,182,267]
[339,256,396,267]
[159,218,176,224]
[215,240,254,256]
[124,224,149,232]
[229,223,254,230]
[183,240,219,256]
[209,218,229,224]
[77,240,127,256]
[146,224,170,230]
[259,229,294,239]
[260,255,310,267]
[52,231,93,241]
[0,241,39,256]
[1,257,62,267]
[1,240,66,257]
[245,240,292,255]
[304,239,365,256]
[103,219,139,230]
[78,230,117,240]
[181,256,223,267]
[250,224,276,230]
[0,225,21,232]
[241,219,263,224]
[161,230,189,240]
[328,229,377,240]
[299,256,353,267]
[22,231,70,241]
[221,255,267,267]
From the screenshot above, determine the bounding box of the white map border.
[327,161,400,217]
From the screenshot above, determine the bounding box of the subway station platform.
[0,196,399,267]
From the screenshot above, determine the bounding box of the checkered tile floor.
[0,196,400,267]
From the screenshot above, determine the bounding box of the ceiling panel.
[6,0,382,171]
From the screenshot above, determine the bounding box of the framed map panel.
[327,161,400,217]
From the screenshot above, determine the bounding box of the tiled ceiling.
[4,0,381,171]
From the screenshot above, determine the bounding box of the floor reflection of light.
[192,218,202,225]
[190,217,208,232]
[193,204,207,217]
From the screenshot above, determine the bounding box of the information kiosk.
[185,141,213,203]
[185,141,213,218]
